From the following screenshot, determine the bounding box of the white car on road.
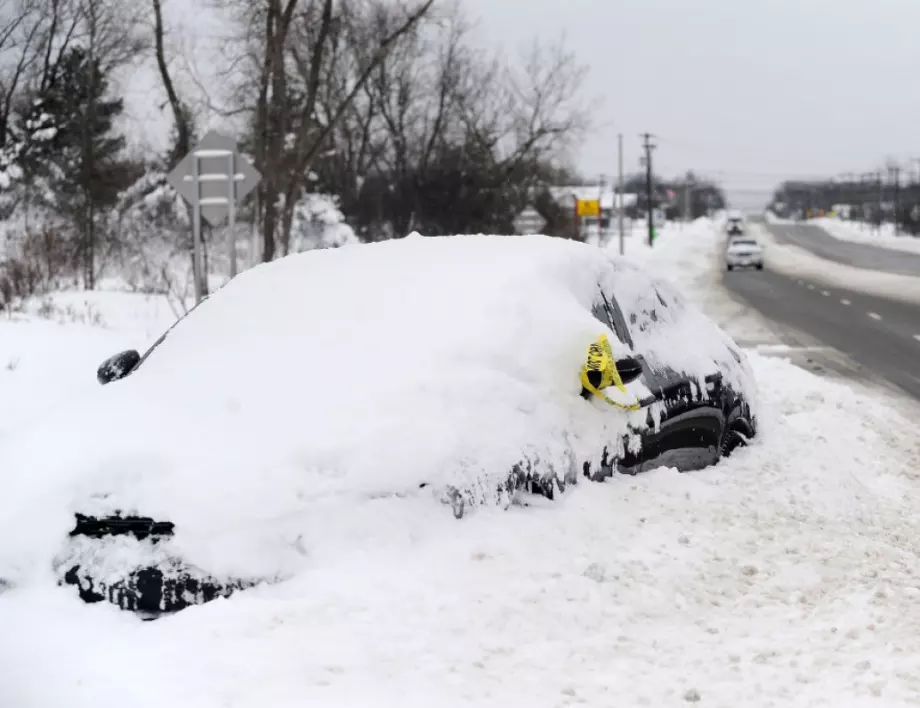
[725,236,764,271]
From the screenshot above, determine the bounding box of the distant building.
[548,186,639,239]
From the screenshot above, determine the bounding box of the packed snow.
[0,234,754,587]
[2,220,920,707]
[812,216,920,255]
[750,221,920,306]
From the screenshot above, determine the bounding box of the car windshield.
[731,240,757,247]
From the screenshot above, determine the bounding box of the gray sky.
[463,0,920,208]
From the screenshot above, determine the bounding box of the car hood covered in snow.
[0,234,754,584]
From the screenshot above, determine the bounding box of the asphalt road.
[724,261,920,401]
[765,220,920,276]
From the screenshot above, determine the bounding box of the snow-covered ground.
[3,222,920,707]
[750,221,920,306]
[812,217,920,255]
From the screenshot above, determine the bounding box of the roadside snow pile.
[0,234,748,588]
[3,223,920,707]
[2,319,920,707]
[0,292,176,437]
[814,216,920,255]
[751,222,920,306]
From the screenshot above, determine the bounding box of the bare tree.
[0,0,44,143]
[236,0,435,260]
[151,0,190,159]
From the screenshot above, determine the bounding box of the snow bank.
[0,292,176,437]
[814,217,920,255]
[0,234,751,588]
[2,320,920,707]
[4,220,920,707]
[752,223,920,306]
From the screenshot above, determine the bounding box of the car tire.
[756,264,764,270]
[720,408,753,459]
[720,427,747,458]
[726,264,734,271]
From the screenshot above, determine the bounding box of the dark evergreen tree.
[21,45,138,287]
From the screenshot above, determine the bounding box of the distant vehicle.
[725,236,764,271]
[726,212,745,236]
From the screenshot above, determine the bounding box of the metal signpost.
[513,205,547,235]
[167,131,262,303]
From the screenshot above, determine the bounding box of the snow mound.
[814,216,920,255]
[0,234,746,586]
[2,347,919,708]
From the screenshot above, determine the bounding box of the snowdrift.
[0,234,750,587]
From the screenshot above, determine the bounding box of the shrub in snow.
[290,193,359,252]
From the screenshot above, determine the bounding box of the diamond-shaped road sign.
[167,130,262,227]
[513,205,547,235]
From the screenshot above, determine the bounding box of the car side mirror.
[615,356,643,385]
[97,349,140,385]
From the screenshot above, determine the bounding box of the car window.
[611,274,680,345]
[592,288,633,348]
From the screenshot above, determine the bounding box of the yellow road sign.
[576,199,600,217]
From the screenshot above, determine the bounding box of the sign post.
[167,130,262,303]
[513,205,547,235]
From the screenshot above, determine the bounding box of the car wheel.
[720,428,747,457]
[726,264,733,271]
[756,263,764,270]
[719,410,752,458]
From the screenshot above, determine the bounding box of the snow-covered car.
[0,235,758,617]
[725,236,765,271]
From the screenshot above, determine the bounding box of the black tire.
[726,264,734,271]
[720,427,748,458]
[756,263,764,270]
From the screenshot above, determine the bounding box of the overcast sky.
[462,0,920,207]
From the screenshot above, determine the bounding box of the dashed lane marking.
[868,312,882,321]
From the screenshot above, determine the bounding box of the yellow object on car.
[580,334,641,410]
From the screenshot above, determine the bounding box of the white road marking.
[914,334,920,343]
[807,284,815,290]
[841,299,851,305]
[821,290,830,296]
[868,312,882,321]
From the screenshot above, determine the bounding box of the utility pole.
[683,170,693,224]
[877,170,883,235]
[598,173,605,244]
[617,133,625,255]
[641,132,656,247]
[889,164,901,236]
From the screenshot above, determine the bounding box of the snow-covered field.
[2,222,920,707]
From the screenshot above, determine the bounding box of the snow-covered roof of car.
[0,234,753,585]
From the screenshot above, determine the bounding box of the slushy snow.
[1,220,919,707]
